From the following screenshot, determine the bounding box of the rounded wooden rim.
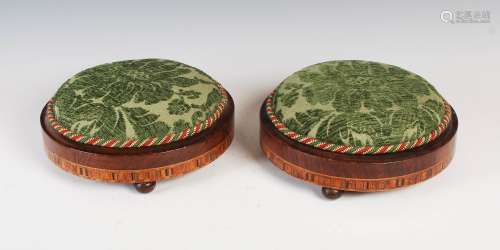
[259,100,458,192]
[41,92,234,183]
[44,135,232,183]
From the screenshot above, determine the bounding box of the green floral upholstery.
[266,60,451,154]
[48,59,227,147]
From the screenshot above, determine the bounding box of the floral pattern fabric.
[269,60,449,154]
[51,59,227,147]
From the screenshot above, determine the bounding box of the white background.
[1,1,499,249]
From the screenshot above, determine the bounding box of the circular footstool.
[41,59,234,193]
[260,60,457,199]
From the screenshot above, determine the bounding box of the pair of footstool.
[41,59,457,198]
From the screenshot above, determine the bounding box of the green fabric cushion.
[267,60,451,154]
[49,59,227,147]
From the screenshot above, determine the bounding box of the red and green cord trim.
[46,85,228,148]
[265,92,452,155]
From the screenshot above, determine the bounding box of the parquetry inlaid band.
[261,141,452,191]
[45,133,233,183]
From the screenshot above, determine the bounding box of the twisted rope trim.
[46,84,228,148]
[265,92,452,155]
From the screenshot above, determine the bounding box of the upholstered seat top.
[48,59,227,147]
[266,60,451,154]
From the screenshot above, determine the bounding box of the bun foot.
[134,181,156,193]
[321,187,343,200]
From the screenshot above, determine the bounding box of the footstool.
[41,59,234,193]
[260,60,457,199]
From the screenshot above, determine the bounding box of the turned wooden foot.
[134,181,156,193]
[321,187,343,200]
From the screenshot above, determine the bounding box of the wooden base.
[260,101,457,196]
[41,91,234,193]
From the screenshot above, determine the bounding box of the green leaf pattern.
[273,60,446,147]
[53,59,223,142]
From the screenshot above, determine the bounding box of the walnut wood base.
[44,134,231,188]
[41,92,234,193]
[259,101,458,198]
